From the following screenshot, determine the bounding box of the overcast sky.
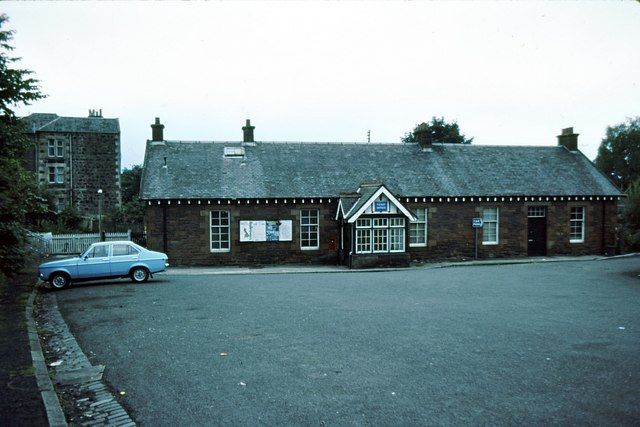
[5,1,640,169]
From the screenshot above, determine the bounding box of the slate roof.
[22,113,120,134]
[338,192,361,218]
[343,183,383,219]
[140,140,621,200]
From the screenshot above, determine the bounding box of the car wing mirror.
[83,255,89,260]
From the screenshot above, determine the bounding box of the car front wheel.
[130,267,149,283]
[50,272,70,290]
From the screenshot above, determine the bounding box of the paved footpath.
[0,267,48,426]
[37,291,135,426]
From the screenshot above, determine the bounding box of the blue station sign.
[374,201,388,212]
[472,218,484,228]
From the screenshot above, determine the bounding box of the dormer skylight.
[223,146,245,158]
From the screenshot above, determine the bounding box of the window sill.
[210,249,230,253]
[301,247,319,251]
[570,239,584,244]
[482,241,499,246]
[409,243,427,248]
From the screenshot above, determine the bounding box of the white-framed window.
[389,217,405,252]
[47,139,63,157]
[356,218,372,254]
[527,206,546,217]
[482,207,499,245]
[48,166,64,184]
[356,217,405,254]
[570,206,585,243]
[210,210,230,252]
[300,209,319,250]
[372,218,388,253]
[410,208,428,247]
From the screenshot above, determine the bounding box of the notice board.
[240,220,292,242]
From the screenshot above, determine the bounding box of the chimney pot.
[242,119,255,143]
[557,127,579,151]
[151,117,165,142]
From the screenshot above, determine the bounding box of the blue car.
[39,241,169,289]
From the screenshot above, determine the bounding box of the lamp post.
[97,189,104,241]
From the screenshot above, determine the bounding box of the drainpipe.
[162,204,168,254]
[601,201,606,255]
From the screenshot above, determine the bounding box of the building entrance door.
[527,206,547,256]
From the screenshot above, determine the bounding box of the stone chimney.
[151,117,164,142]
[557,127,579,151]
[242,119,255,143]
[413,123,432,149]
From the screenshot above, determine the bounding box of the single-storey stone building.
[140,119,621,268]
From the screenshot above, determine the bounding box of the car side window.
[112,244,140,256]
[112,244,129,257]
[90,245,108,258]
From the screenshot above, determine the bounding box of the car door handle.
[101,258,109,261]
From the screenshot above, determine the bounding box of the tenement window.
[356,217,405,254]
[410,208,427,247]
[48,166,64,184]
[56,197,66,213]
[482,207,499,245]
[570,206,585,243]
[47,139,63,157]
[210,211,230,252]
[300,209,319,250]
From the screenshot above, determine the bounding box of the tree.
[620,179,640,251]
[121,165,143,204]
[595,117,640,191]
[401,117,473,144]
[104,165,145,231]
[0,14,45,277]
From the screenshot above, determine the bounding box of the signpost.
[472,218,483,259]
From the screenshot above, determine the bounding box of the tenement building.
[140,119,621,268]
[23,110,121,215]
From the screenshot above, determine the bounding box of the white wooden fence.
[27,231,131,255]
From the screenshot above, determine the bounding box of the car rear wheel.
[50,272,70,290]
[130,267,149,283]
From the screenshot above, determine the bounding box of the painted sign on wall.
[240,220,292,242]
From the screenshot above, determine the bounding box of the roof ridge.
[43,116,62,130]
